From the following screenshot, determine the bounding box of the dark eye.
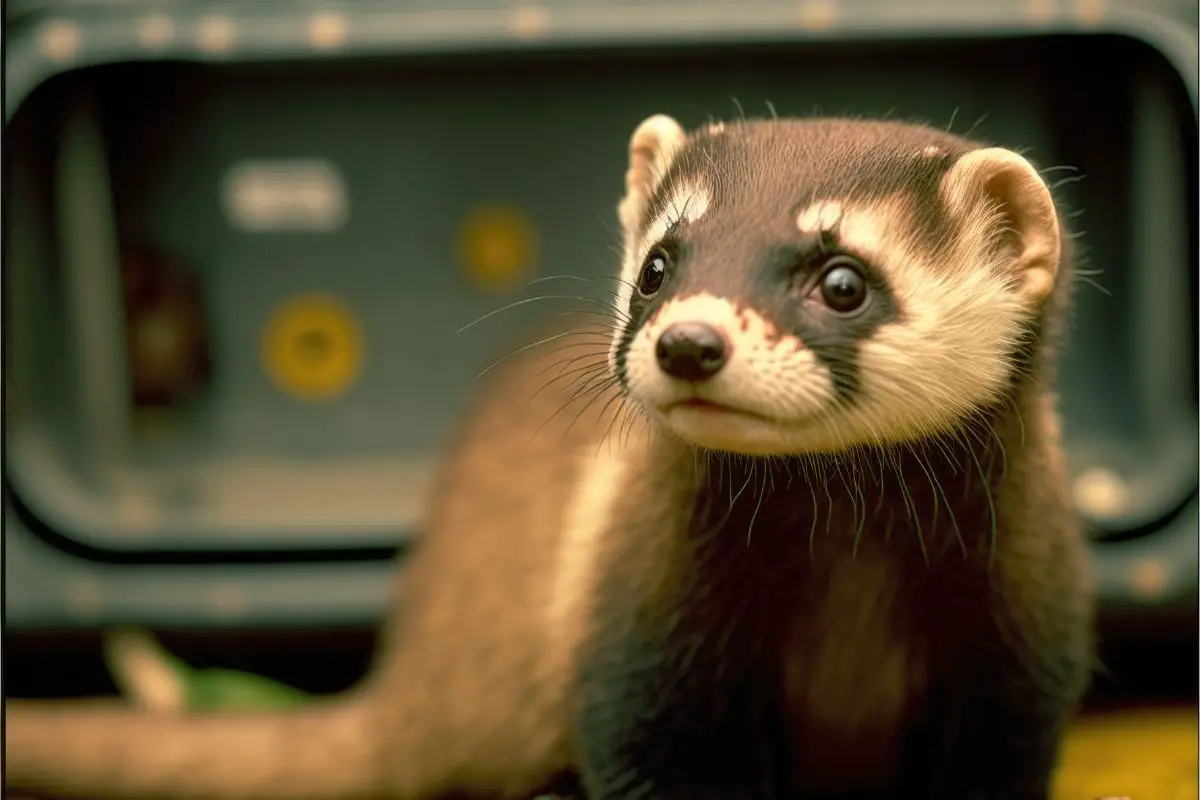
[817,258,869,314]
[637,249,668,297]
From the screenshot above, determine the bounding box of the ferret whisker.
[524,360,610,411]
[617,400,647,450]
[891,450,927,565]
[521,351,606,391]
[821,468,836,540]
[806,470,820,558]
[548,313,624,333]
[552,373,623,440]
[850,467,868,560]
[597,392,640,457]
[963,111,990,138]
[945,107,960,133]
[556,362,617,405]
[1038,164,1080,175]
[745,462,767,548]
[1073,274,1111,296]
[1049,174,1086,190]
[457,294,629,333]
[921,447,966,558]
[527,275,635,314]
[472,330,591,383]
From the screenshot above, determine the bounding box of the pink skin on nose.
[735,309,804,352]
[642,296,806,362]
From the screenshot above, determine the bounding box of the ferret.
[5,113,1095,799]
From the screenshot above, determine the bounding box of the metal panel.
[4,0,1196,631]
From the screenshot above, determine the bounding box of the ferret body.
[5,114,1095,799]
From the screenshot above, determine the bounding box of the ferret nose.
[655,321,729,382]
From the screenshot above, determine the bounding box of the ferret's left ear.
[942,147,1060,305]
[618,114,687,240]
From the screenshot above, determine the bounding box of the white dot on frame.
[797,0,838,31]
[511,6,550,39]
[197,14,236,53]
[1023,0,1054,24]
[1129,559,1167,601]
[1075,0,1106,25]
[39,19,81,63]
[137,14,175,49]
[112,488,161,539]
[66,578,106,617]
[309,12,348,50]
[208,584,249,619]
[1072,466,1129,519]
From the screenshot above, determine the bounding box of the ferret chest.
[779,546,929,791]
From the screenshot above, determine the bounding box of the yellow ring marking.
[457,203,539,292]
[261,293,363,402]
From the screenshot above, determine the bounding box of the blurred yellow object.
[1055,706,1198,800]
[457,203,538,292]
[261,293,363,401]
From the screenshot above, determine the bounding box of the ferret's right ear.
[618,114,687,238]
[941,147,1061,306]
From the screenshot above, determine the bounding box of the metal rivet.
[511,6,550,39]
[208,584,249,618]
[1023,0,1054,24]
[39,20,81,62]
[113,489,160,538]
[137,14,175,49]
[1129,559,1167,601]
[66,578,105,617]
[1075,0,1106,25]
[797,0,838,30]
[1073,466,1129,519]
[197,15,236,53]
[310,12,347,50]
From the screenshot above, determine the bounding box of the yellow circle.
[456,203,538,292]
[261,293,363,401]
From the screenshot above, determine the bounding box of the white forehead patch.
[836,206,889,258]
[796,200,844,234]
[816,200,920,273]
[921,145,947,158]
[644,178,711,246]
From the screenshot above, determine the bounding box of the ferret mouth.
[658,396,804,454]
[661,397,772,422]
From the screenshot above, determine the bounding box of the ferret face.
[609,118,1061,456]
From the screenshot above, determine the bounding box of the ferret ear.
[941,147,1061,305]
[618,114,687,239]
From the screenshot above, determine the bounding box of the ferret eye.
[637,249,668,298]
[817,257,869,314]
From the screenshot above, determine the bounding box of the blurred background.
[3,0,1198,796]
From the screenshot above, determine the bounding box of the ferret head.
[609,114,1064,456]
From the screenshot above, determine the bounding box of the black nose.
[655,321,729,382]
